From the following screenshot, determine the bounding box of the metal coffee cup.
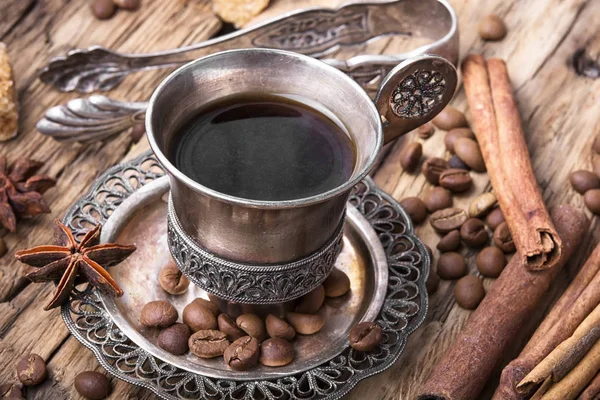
[146,48,456,304]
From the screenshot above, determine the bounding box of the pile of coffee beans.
[91,0,141,20]
[569,136,600,215]
[140,267,354,370]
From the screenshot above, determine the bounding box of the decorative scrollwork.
[61,151,429,400]
[390,69,446,119]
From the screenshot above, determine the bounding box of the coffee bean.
[426,270,440,295]
[476,246,506,278]
[439,169,473,193]
[437,252,467,280]
[16,354,46,386]
[423,187,453,213]
[430,207,468,233]
[437,230,461,252]
[217,314,245,342]
[417,122,435,139]
[0,384,22,399]
[349,322,383,352]
[493,222,516,253]
[399,197,428,224]
[478,14,507,41]
[259,338,294,367]
[454,138,486,172]
[157,323,191,355]
[584,189,600,215]
[323,268,351,297]
[158,264,190,295]
[129,123,145,143]
[593,158,600,179]
[460,218,488,248]
[432,106,468,131]
[454,275,486,309]
[448,154,470,170]
[91,0,116,19]
[295,285,325,314]
[183,301,217,332]
[265,314,296,340]
[570,170,600,194]
[594,136,600,155]
[188,298,220,316]
[223,336,259,371]
[400,142,423,172]
[485,207,505,230]
[236,314,267,341]
[189,330,230,358]
[74,371,111,400]
[0,237,7,257]
[469,192,497,217]
[422,157,449,185]
[113,0,141,10]
[445,128,476,153]
[140,301,178,328]
[286,312,324,335]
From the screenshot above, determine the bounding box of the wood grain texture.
[0,0,598,399]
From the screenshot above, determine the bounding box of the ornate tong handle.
[37,55,456,143]
[38,0,457,93]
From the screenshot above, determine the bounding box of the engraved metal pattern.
[60,151,429,400]
[390,69,446,118]
[167,199,343,304]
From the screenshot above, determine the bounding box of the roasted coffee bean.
[286,312,324,335]
[594,136,600,155]
[217,314,246,342]
[584,189,600,215]
[113,0,141,10]
[417,122,435,139]
[399,197,428,224]
[454,275,486,310]
[0,237,7,258]
[460,218,488,248]
[91,0,116,19]
[423,187,453,213]
[426,270,440,295]
[16,354,46,386]
[236,314,267,341]
[485,207,505,230]
[570,170,600,194]
[74,371,111,400]
[189,298,220,316]
[432,106,468,131]
[422,157,449,185]
[478,14,507,41]
[265,314,296,340]
[157,323,191,355]
[0,384,22,399]
[448,154,470,170]
[140,301,178,328]
[158,264,190,295]
[454,138,486,172]
[323,268,351,297]
[439,169,473,193]
[295,285,325,314]
[437,252,467,280]
[493,222,516,253]
[259,338,294,367]
[129,123,146,143]
[445,128,476,153]
[469,192,497,217]
[476,246,506,278]
[437,230,461,252]
[349,322,383,352]
[400,142,423,172]
[430,207,468,233]
[183,301,217,332]
[223,336,259,371]
[189,330,230,358]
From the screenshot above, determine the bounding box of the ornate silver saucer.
[60,151,430,400]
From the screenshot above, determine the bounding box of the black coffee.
[170,94,355,201]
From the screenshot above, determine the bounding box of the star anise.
[0,156,56,232]
[15,219,136,310]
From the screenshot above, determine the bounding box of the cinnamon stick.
[578,371,600,400]
[417,205,588,400]
[495,244,600,399]
[461,55,562,271]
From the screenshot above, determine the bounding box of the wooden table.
[1,0,598,398]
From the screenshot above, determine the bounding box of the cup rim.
[146,48,383,209]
